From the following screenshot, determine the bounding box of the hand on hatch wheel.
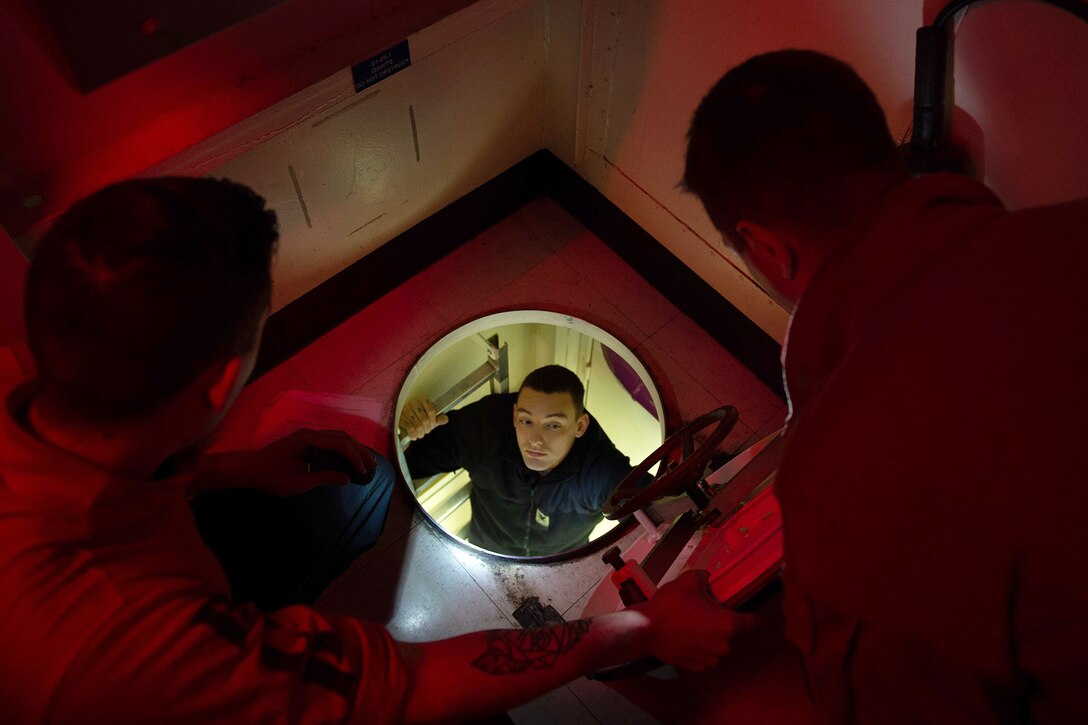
[634,569,757,671]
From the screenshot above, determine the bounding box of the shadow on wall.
[948,107,986,180]
[949,0,1088,208]
[588,0,1088,221]
[590,0,922,183]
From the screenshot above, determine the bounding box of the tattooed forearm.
[471,620,593,675]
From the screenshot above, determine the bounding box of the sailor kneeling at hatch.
[402,364,638,556]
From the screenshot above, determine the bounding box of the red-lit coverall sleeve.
[45,594,409,723]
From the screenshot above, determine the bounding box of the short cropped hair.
[25,177,278,422]
[519,365,585,417]
[684,50,902,247]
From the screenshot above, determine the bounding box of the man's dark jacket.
[404,393,633,556]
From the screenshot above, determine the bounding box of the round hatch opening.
[394,310,666,562]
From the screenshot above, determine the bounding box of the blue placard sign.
[351,40,411,93]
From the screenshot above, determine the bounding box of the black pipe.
[905,22,966,174]
[910,24,950,153]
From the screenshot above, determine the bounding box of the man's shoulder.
[487,392,518,410]
[582,414,620,450]
[423,393,514,463]
[449,392,516,421]
[570,416,630,474]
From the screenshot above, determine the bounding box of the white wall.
[585,340,661,466]
[554,0,1088,341]
[8,0,1084,347]
[155,0,549,312]
[0,0,480,242]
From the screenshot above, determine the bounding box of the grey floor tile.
[410,214,553,324]
[508,685,599,725]
[649,314,783,433]
[290,279,448,395]
[316,516,512,641]
[558,232,680,340]
[568,677,662,725]
[441,543,606,620]
[562,578,601,621]
[515,196,587,252]
[212,360,310,452]
[441,524,644,622]
[636,337,722,429]
[457,254,650,350]
[349,351,420,443]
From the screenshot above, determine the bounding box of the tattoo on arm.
[471,620,593,675]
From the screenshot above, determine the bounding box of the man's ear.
[574,412,589,438]
[206,356,244,414]
[735,221,797,281]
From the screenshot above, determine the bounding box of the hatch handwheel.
[603,406,738,519]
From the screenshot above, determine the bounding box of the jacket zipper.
[524,481,536,556]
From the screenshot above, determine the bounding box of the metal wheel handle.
[603,406,739,519]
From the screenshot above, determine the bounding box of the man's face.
[513,387,589,474]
